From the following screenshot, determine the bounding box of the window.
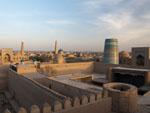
[136,55,144,66]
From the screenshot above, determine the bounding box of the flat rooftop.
[112,67,150,72]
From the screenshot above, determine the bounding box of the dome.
[119,51,130,58]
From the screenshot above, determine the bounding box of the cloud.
[98,12,131,29]
[46,20,75,25]
[142,13,150,20]
[82,0,150,50]
[1,0,150,51]
[84,0,123,8]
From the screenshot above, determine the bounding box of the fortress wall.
[60,97,112,113]
[4,95,112,113]
[0,65,9,90]
[17,65,37,74]
[94,62,117,74]
[34,77,102,99]
[10,64,37,74]
[39,62,94,76]
[5,64,112,113]
[8,69,67,110]
[39,61,135,76]
[50,80,97,97]
[94,62,137,74]
[34,77,52,88]
[41,78,101,98]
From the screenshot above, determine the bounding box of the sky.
[0,0,150,51]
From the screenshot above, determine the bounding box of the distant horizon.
[5,46,150,53]
[1,40,150,52]
[0,0,150,51]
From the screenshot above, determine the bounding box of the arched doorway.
[4,54,11,63]
[136,55,144,66]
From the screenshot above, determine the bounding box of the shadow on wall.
[0,65,9,90]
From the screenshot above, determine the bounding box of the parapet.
[3,93,110,113]
[10,64,37,74]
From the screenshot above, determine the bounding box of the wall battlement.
[5,67,111,113]
[4,96,111,113]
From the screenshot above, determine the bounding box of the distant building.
[53,41,65,64]
[0,42,28,64]
[0,48,13,64]
[103,38,119,64]
[132,47,150,68]
[119,51,131,65]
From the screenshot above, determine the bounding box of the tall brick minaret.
[20,41,24,56]
[54,40,58,54]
